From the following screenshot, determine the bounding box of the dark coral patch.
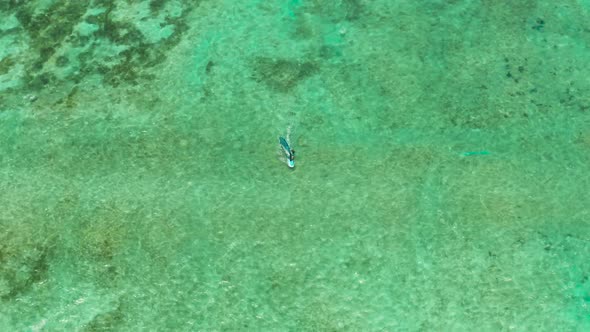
[0,242,52,300]
[252,57,319,92]
[55,55,69,68]
[0,57,14,75]
[150,0,168,14]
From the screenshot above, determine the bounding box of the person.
[279,136,295,168]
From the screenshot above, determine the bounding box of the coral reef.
[0,0,199,100]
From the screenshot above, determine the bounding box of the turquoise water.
[1,0,589,330]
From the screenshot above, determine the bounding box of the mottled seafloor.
[1,0,590,331]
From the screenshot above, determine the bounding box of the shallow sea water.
[1,0,589,331]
